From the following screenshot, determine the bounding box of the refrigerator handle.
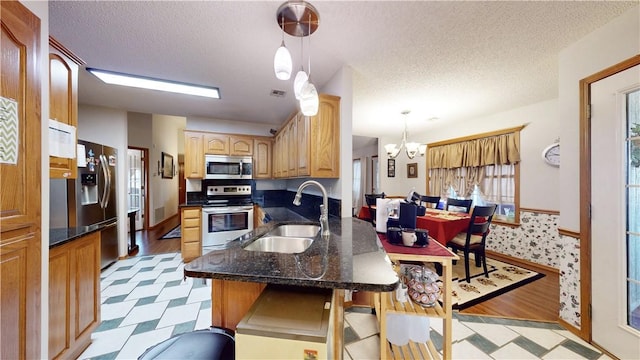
[99,154,110,209]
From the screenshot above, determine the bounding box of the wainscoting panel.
[485,210,581,329]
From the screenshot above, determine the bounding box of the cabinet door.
[1,3,42,359]
[253,138,272,179]
[49,247,71,359]
[310,94,340,178]
[296,114,311,176]
[73,233,100,342]
[49,39,81,179]
[273,132,281,178]
[280,126,289,178]
[204,133,230,155]
[184,131,204,178]
[287,118,298,176]
[230,135,253,156]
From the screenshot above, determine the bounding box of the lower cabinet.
[211,279,266,330]
[49,231,101,360]
[181,207,202,262]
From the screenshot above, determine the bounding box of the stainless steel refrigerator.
[69,139,119,269]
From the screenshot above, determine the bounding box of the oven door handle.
[202,206,253,214]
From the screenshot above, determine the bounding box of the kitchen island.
[183,215,399,359]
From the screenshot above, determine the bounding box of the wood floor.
[127,219,560,324]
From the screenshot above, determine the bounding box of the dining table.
[416,209,471,246]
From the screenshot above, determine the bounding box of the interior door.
[591,63,640,360]
[127,148,145,231]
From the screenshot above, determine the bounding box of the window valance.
[427,132,521,169]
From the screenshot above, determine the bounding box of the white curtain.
[352,159,363,215]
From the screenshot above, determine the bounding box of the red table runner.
[378,233,453,257]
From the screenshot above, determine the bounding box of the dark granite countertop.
[184,216,399,292]
[49,224,104,248]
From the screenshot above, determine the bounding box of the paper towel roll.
[376,198,391,233]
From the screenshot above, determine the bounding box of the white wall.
[78,105,129,260]
[558,6,640,231]
[320,66,354,217]
[128,112,152,148]
[187,117,276,136]
[149,114,185,226]
[378,99,560,210]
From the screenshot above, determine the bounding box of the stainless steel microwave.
[205,155,253,179]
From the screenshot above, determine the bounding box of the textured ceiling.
[48,1,638,139]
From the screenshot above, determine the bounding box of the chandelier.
[384,111,427,159]
[273,1,320,116]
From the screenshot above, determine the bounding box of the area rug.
[402,254,544,310]
[159,225,181,239]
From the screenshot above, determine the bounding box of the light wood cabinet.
[287,118,298,176]
[49,37,83,179]
[230,135,254,156]
[181,207,202,262]
[272,94,340,179]
[309,94,340,178]
[1,3,42,359]
[296,114,311,176]
[49,231,101,360]
[204,133,230,155]
[211,279,266,330]
[253,138,272,179]
[184,131,204,179]
[377,244,457,360]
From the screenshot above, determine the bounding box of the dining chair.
[446,204,497,283]
[420,195,441,209]
[445,198,473,213]
[364,193,385,226]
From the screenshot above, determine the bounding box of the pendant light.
[273,14,292,80]
[274,1,319,115]
[293,36,308,99]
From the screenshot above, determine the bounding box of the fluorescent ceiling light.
[87,68,220,99]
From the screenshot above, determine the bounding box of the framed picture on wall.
[387,158,395,177]
[407,163,418,178]
[161,152,174,179]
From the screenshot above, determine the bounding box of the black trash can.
[138,327,234,360]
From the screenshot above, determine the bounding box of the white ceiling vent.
[270,89,286,98]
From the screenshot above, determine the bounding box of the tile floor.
[79,253,610,359]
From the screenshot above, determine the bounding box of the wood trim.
[519,207,560,215]
[579,54,640,342]
[558,228,580,238]
[49,36,86,65]
[426,124,527,147]
[558,318,583,339]
[486,250,559,275]
[148,213,179,231]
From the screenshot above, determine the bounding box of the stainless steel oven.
[201,185,253,251]
[205,155,253,180]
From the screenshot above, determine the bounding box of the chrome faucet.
[293,180,330,237]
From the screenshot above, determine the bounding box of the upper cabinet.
[274,94,340,179]
[49,37,84,179]
[182,94,339,180]
[184,131,204,179]
[253,138,272,179]
[204,133,230,155]
[230,135,254,156]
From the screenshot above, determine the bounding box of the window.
[626,89,640,331]
[352,159,362,216]
[426,126,523,224]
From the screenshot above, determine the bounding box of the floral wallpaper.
[486,210,581,329]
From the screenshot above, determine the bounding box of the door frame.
[127,146,149,231]
[579,54,640,341]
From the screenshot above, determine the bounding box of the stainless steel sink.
[243,236,314,254]
[266,224,320,238]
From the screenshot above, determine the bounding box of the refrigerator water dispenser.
[80,173,98,205]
